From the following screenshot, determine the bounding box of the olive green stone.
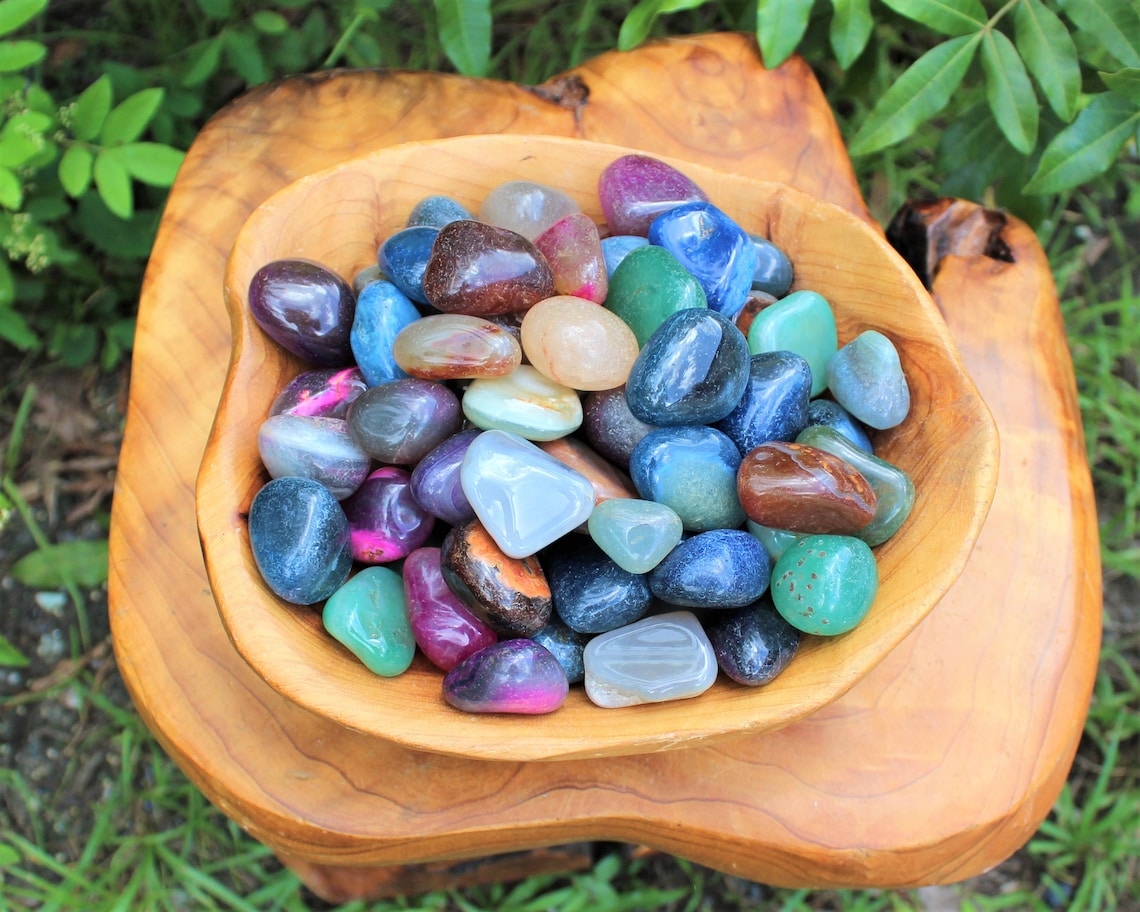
[323,566,416,676]
[747,290,837,397]
[771,534,878,636]
[606,245,707,346]
[796,425,915,546]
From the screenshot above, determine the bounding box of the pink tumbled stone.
[519,295,640,391]
[403,547,497,671]
[534,213,608,304]
[598,154,710,237]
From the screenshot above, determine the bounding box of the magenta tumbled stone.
[598,154,710,237]
[442,639,569,714]
[341,467,435,563]
[269,367,368,419]
[403,547,498,671]
[533,213,608,304]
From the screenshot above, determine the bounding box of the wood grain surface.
[107,32,1100,895]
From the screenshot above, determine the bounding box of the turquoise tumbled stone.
[826,330,910,430]
[771,534,878,636]
[600,235,649,277]
[747,290,837,397]
[587,498,683,574]
[806,399,874,453]
[462,365,583,441]
[746,520,805,562]
[378,226,438,305]
[350,279,421,387]
[323,567,416,676]
[407,194,472,229]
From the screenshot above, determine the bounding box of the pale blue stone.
[825,330,911,430]
[601,235,649,276]
[257,415,371,500]
[587,498,683,574]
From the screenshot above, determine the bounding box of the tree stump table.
[107,32,1101,903]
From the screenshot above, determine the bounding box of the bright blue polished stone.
[715,351,812,454]
[806,398,874,453]
[407,194,472,229]
[378,226,438,305]
[545,536,652,634]
[649,528,770,609]
[350,279,421,387]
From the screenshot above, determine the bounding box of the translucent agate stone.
[737,441,877,535]
[248,258,355,366]
[350,279,420,387]
[796,425,915,546]
[341,466,434,563]
[605,245,706,347]
[392,313,522,380]
[714,351,812,454]
[347,378,462,464]
[649,529,770,609]
[378,226,437,305]
[520,295,639,391]
[478,180,581,241]
[582,386,656,470]
[600,235,648,277]
[441,519,552,637]
[443,639,569,714]
[587,497,683,574]
[423,219,554,316]
[269,367,367,419]
[746,290,838,397]
[407,194,472,229]
[597,154,709,237]
[705,599,800,686]
[746,520,805,563]
[805,398,874,453]
[534,213,608,303]
[322,566,415,677]
[459,430,594,558]
[771,534,879,636]
[826,330,911,430]
[402,547,497,671]
[532,622,588,684]
[625,308,750,426]
[248,476,352,605]
[647,202,758,319]
[537,436,637,511]
[545,537,652,634]
[630,425,746,533]
[749,234,794,297]
[462,365,582,441]
[409,428,480,526]
[257,415,371,500]
[583,611,717,708]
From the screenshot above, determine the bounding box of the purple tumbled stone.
[347,378,463,465]
[442,639,569,714]
[409,427,480,526]
[341,467,435,563]
[248,258,355,366]
[269,367,368,419]
[403,547,497,671]
[583,386,656,470]
[257,415,371,500]
[597,154,710,237]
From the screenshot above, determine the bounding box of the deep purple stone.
[403,547,497,671]
[442,639,569,714]
[248,258,355,366]
[582,386,656,470]
[409,427,481,526]
[270,367,368,419]
[341,467,435,563]
[598,154,709,237]
[347,378,462,464]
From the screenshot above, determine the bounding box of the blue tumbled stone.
[378,226,439,305]
[715,351,812,453]
[532,621,589,684]
[705,598,800,686]
[407,194,472,229]
[649,528,770,609]
[748,234,794,297]
[350,280,421,387]
[806,398,874,453]
[600,235,650,277]
[546,537,653,634]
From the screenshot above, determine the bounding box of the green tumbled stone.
[588,498,684,574]
[771,534,877,636]
[747,290,837,397]
[323,566,416,676]
[796,425,915,546]
[746,520,805,562]
[605,245,707,347]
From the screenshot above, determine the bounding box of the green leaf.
[0,632,29,668]
[0,0,46,37]
[877,0,986,36]
[0,256,12,306]
[194,0,231,19]
[72,74,113,142]
[99,87,164,146]
[0,164,21,208]
[1058,0,1140,67]
[619,0,666,50]
[251,10,288,34]
[181,36,223,87]
[0,38,45,71]
[830,0,873,69]
[1101,66,1140,103]
[756,0,815,68]
[222,27,269,86]
[1015,0,1081,121]
[93,148,132,218]
[981,30,1038,154]
[0,305,37,348]
[433,0,491,76]
[1025,92,1140,192]
[58,144,93,197]
[121,142,185,186]
[849,33,982,155]
[10,538,109,588]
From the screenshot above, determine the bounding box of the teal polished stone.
[746,290,837,397]
[771,534,878,636]
[322,567,416,676]
[746,520,805,562]
[795,425,915,546]
[462,365,583,441]
[825,330,910,430]
[587,497,683,574]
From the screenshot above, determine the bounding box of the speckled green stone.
[323,567,416,676]
[771,534,877,636]
[747,290,837,397]
[605,245,707,346]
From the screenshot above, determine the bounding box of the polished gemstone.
[392,313,522,380]
[270,367,368,419]
[462,365,583,441]
[248,476,352,605]
[826,330,911,430]
[625,308,750,426]
[534,213,608,303]
[771,534,878,635]
[746,290,837,397]
[705,599,800,685]
[746,520,805,562]
[443,639,569,714]
[587,497,683,574]
[600,234,649,277]
[257,415,371,500]
[806,398,874,453]
[409,428,480,526]
[715,351,812,453]
[378,226,437,305]
[605,245,706,347]
[347,377,462,464]
[733,291,778,337]
[353,264,385,295]
[583,611,717,708]
[649,528,770,609]
[532,622,588,684]
[748,234,794,297]
[460,429,594,558]
[350,279,421,387]
[422,219,554,316]
[537,436,637,510]
[546,537,652,634]
[582,386,656,470]
[478,180,580,240]
[323,566,416,676]
[407,194,472,229]
[597,153,709,236]
[248,258,355,366]
[341,467,434,563]
[441,520,552,637]
[402,547,497,671]
[737,441,877,534]
[520,295,639,391]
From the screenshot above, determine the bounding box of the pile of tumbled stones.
[246,153,914,715]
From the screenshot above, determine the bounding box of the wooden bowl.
[196,134,999,762]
